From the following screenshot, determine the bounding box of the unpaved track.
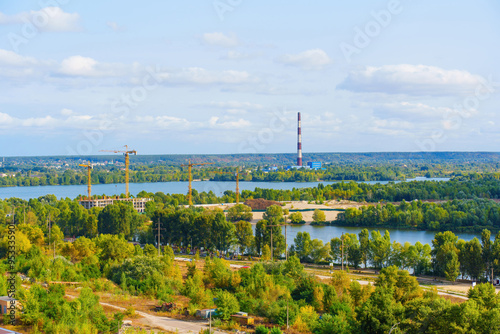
[67,294,225,333]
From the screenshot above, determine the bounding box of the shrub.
[255,325,269,334]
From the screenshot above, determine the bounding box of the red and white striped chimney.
[297,112,302,166]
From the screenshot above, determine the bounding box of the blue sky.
[0,0,499,156]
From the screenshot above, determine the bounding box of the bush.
[214,290,239,321]
[255,325,269,334]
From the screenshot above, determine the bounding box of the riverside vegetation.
[1,192,500,332]
[1,152,500,187]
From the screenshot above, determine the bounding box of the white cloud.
[167,67,256,84]
[135,115,198,131]
[0,110,99,131]
[59,56,97,76]
[0,50,38,66]
[22,115,57,127]
[106,21,125,32]
[367,118,414,136]
[209,101,263,110]
[0,7,82,32]
[373,101,460,120]
[58,55,125,77]
[223,51,256,60]
[0,112,14,125]
[338,64,484,96]
[209,116,250,129]
[278,49,332,70]
[60,108,74,116]
[202,32,238,47]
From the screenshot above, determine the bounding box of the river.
[0,177,449,201]
[3,176,478,246]
[278,224,485,249]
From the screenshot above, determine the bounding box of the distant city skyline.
[0,1,499,156]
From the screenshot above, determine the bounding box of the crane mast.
[180,159,214,205]
[99,145,137,198]
[78,163,93,199]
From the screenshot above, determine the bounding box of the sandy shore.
[199,200,369,224]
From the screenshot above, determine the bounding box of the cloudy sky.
[0,0,499,156]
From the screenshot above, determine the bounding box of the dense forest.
[1,152,500,187]
[2,195,500,332]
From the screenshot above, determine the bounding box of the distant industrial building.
[79,197,151,213]
[307,161,322,169]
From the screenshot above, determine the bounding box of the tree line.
[2,155,500,187]
[3,193,499,283]
[336,198,500,232]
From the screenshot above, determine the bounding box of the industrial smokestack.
[297,112,302,166]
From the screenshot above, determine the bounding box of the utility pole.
[285,223,288,261]
[266,224,283,261]
[48,215,51,246]
[271,226,273,261]
[341,232,344,271]
[286,299,289,329]
[157,217,161,257]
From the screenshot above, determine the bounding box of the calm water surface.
[0,178,449,200]
[2,177,471,246]
[279,224,484,248]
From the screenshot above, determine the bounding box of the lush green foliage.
[337,198,500,232]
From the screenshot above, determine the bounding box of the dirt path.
[66,294,224,334]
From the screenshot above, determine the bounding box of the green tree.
[444,249,460,281]
[234,220,254,254]
[144,244,157,257]
[291,232,312,262]
[211,212,235,253]
[255,219,285,258]
[313,312,353,334]
[94,234,134,262]
[467,283,500,310]
[359,229,370,268]
[481,229,492,280]
[263,205,284,225]
[289,211,303,224]
[227,204,253,222]
[312,209,326,223]
[461,237,484,280]
[369,230,391,268]
[357,287,405,334]
[310,239,330,264]
[214,290,239,320]
[432,231,459,277]
[261,244,271,261]
[97,202,139,239]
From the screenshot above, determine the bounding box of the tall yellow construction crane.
[180,159,214,205]
[79,163,93,199]
[211,169,243,204]
[100,145,137,198]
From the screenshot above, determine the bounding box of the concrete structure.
[297,112,302,166]
[79,197,151,213]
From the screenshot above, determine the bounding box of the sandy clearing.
[199,200,368,224]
